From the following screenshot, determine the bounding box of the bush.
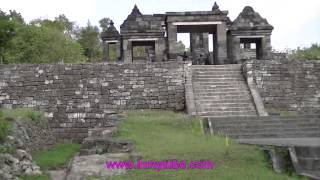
[33,143,80,170]
[0,110,11,142]
[289,43,320,60]
[26,110,44,123]
[2,108,46,124]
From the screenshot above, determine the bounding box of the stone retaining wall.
[243,59,320,115]
[0,62,186,141]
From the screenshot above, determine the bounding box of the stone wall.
[0,62,186,141]
[243,59,320,115]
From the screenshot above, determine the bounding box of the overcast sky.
[1,0,320,51]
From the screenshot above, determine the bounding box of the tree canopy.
[289,43,320,60]
[0,9,107,64]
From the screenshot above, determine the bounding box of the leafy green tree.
[289,43,320,60]
[175,41,186,53]
[5,17,86,64]
[30,14,75,39]
[99,17,110,32]
[77,21,102,62]
[55,14,74,35]
[8,10,25,25]
[0,10,15,64]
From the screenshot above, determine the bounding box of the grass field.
[33,143,80,170]
[109,110,305,180]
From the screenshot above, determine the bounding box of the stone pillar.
[231,36,240,64]
[123,39,132,63]
[116,41,121,60]
[167,23,178,59]
[103,41,109,62]
[262,36,272,59]
[203,33,209,51]
[155,38,166,62]
[216,23,228,64]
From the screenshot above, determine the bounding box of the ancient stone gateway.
[101,2,273,64]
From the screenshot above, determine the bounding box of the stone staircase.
[207,116,320,139]
[79,112,134,156]
[192,64,257,117]
[189,64,320,179]
[290,146,320,179]
[80,126,133,156]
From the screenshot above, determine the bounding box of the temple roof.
[126,5,143,21]
[120,5,165,34]
[230,6,273,31]
[101,20,120,40]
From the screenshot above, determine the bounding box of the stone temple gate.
[101,2,273,64]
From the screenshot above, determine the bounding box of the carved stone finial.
[242,6,255,15]
[131,4,142,16]
[212,2,220,11]
[110,20,114,26]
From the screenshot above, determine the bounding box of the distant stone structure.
[101,2,273,64]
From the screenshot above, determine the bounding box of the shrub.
[26,110,44,123]
[2,108,46,125]
[0,110,11,142]
[289,43,320,60]
[33,143,81,170]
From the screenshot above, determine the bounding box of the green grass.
[0,110,11,143]
[20,174,50,180]
[2,108,45,123]
[33,143,80,170]
[109,110,306,180]
[0,108,46,143]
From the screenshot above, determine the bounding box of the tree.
[289,43,320,60]
[175,41,186,53]
[99,17,111,32]
[55,14,74,35]
[4,15,86,64]
[8,10,25,25]
[30,14,75,39]
[0,10,15,64]
[77,21,102,62]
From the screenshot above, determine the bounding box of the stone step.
[196,102,255,108]
[212,122,320,129]
[211,124,320,132]
[210,123,320,129]
[193,82,248,86]
[198,106,256,112]
[193,72,242,76]
[210,120,320,126]
[214,128,320,135]
[192,74,243,78]
[195,91,251,96]
[202,115,258,118]
[197,111,257,116]
[226,132,320,139]
[88,127,117,139]
[80,137,133,155]
[197,99,256,104]
[191,64,241,70]
[192,65,254,118]
[194,86,249,90]
[208,117,320,124]
[194,89,251,94]
[192,70,242,74]
[195,95,253,100]
[192,77,245,81]
[194,95,252,100]
[295,147,320,158]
